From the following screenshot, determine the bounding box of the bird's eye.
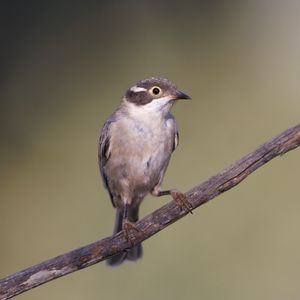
[150,86,162,96]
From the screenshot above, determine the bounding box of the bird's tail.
[106,206,143,267]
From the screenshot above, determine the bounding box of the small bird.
[99,77,191,266]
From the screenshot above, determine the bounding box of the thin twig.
[1,124,300,300]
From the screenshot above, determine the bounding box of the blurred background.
[1,0,300,299]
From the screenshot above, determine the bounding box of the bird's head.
[123,77,191,115]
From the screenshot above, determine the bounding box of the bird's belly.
[131,145,167,183]
[107,125,172,199]
[117,142,167,185]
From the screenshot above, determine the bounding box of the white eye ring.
[149,86,162,97]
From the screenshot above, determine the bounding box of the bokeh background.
[1,1,300,299]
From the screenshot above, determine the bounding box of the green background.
[1,1,300,299]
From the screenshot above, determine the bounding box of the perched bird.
[99,77,191,266]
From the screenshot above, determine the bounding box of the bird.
[98,77,191,266]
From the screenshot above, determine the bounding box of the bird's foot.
[123,220,141,247]
[170,190,193,214]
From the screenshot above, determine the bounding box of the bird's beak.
[173,90,191,100]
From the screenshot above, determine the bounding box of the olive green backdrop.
[1,1,300,299]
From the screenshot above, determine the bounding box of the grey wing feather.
[98,115,115,206]
[167,112,179,152]
[173,130,179,152]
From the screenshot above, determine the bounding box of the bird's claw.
[170,190,193,214]
[123,220,141,247]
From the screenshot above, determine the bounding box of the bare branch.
[1,124,300,300]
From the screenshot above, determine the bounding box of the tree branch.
[1,124,300,300]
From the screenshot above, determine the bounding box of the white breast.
[110,104,176,186]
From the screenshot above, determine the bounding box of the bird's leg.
[122,204,141,246]
[154,189,193,214]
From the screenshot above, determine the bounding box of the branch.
[1,124,300,300]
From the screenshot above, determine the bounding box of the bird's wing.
[98,115,115,206]
[173,130,179,152]
[167,112,179,152]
